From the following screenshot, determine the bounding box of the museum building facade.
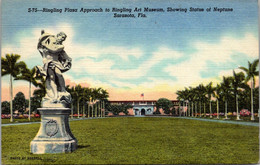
[109,100,179,116]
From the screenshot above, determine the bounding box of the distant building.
[109,100,179,116]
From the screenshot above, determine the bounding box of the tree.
[176,90,185,116]
[74,85,83,118]
[221,76,232,120]
[67,85,76,118]
[196,84,206,117]
[106,104,133,115]
[15,66,38,121]
[91,88,109,117]
[192,87,200,117]
[30,96,42,114]
[89,87,109,117]
[231,71,247,120]
[213,84,222,119]
[205,82,215,118]
[33,76,46,99]
[156,98,173,114]
[123,104,133,115]
[13,92,27,114]
[99,89,109,117]
[1,101,10,114]
[239,59,259,120]
[188,87,196,117]
[1,54,26,122]
[183,88,191,116]
[80,87,91,118]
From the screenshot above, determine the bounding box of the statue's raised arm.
[36,30,72,108]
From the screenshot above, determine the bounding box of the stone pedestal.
[30,108,77,154]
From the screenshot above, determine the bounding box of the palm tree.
[15,66,38,121]
[214,84,222,119]
[66,85,75,119]
[193,87,200,117]
[74,85,83,118]
[90,88,100,117]
[176,90,185,116]
[239,59,259,120]
[33,75,46,99]
[81,87,91,118]
[86,96,94,118]
[196,84,206,117]
[1,54,26,122]
[99,89,109,117]
[184,87,192,117]
[221,76,232,120]
[231,71,248,120]
[188,87,195,117]
[68,85,83,118]
[183,88,190,116]
[205,82,215,118]
[90,87,109,117]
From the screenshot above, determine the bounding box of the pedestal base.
[30,108,77,154]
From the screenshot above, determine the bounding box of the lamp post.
[224,100,229,120]
[235,93,241,120]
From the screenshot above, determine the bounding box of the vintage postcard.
[1,0,259,164]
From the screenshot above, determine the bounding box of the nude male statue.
[36,30,72,107]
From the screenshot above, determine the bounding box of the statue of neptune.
[36,30,72,107]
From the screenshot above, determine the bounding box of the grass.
[2,117,259,164]
[1,118,41,124]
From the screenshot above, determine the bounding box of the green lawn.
[2,117,259,164]
[1,118,41,124]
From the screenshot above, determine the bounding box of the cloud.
[1,23,76,67]
[65,43,184,82]
[2,22,258,101]
[164,33,258,87]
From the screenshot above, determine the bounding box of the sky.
[1,0,259,101]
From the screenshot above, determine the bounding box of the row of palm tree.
[176,59,259,121]
[67,85,109,119]
[1,53,109,122]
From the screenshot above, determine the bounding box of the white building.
[109,100,179,116]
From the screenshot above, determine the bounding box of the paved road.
[1,116,259,127]
[136,116,259,127]
[180,116,259,127]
